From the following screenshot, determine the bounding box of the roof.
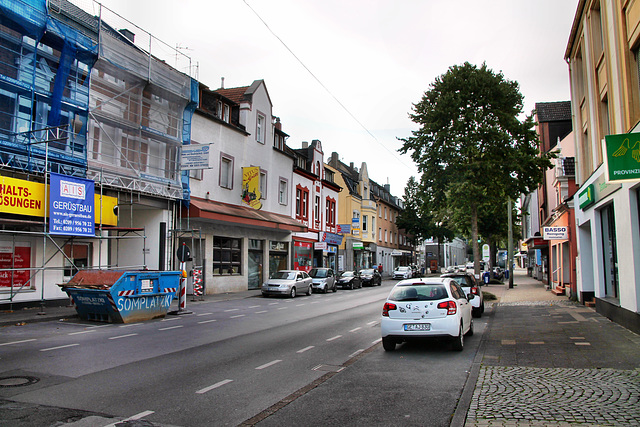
[186,197,307,233]
[215,86,250,104]
[535,101,572,122]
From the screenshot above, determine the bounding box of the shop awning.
[186,197,307,233]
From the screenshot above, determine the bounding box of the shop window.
[63,243,91,279]
[212,236,241,275]
[0,242,32,288]
[600,203,618,298]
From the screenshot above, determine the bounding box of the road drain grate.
[0,376,39,387]
[312,364,344,373]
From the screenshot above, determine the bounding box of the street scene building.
[565,0,640,333]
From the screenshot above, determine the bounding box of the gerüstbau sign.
[49,173,95,237]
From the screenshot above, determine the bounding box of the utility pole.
[508,197,514,288]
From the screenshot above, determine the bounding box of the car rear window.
[447,276,470,287]
[389,284,447,301]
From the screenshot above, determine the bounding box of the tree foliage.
[399,62,553,273]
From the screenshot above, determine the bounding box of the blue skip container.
[61,270,181,323]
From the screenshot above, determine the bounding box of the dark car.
[337,271,362,290]
[440,271,484,318]
[359,268,382,286]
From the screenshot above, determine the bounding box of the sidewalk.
[457,268,640,427]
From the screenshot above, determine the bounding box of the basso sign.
[543,226,568,240]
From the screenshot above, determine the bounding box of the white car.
[392,266,412,280]
[380,278,475,351]
[261,270,312,298]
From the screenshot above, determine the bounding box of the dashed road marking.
[256,360,282,370]
[326,335,342,342]
[297,346,315,353]
[230,314,245,319]
[109,333,138,340]
[40,343,79,352]
[159,325,183,331]
[0,339,37,346]
[349,327,362,333]
[255,310,268,314]
[198,319,217,324]
[196,379,233,394]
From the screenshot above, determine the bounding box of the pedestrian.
[378,263,382,274]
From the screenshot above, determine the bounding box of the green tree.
[399,62,553,274]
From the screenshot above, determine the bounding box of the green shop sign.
[604,133,640,182]
[578,184,594,209]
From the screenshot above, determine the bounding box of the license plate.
[404,323,430,331]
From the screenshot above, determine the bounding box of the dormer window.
[217,101,223,119]
[223,104,230,122]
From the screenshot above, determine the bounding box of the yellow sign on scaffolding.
[0,175,118,226]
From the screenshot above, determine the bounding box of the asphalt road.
[0,278,487,426]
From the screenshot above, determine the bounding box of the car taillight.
[382,302,397,317]
[437,300,457,315]
[471,286,479,295]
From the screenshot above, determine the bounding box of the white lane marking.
[224,308,239,312]
[349,327,362,333]
[248,305,261,309]
[297,346,315,353]
[159,325,183,331]
[119,323,143,328]
[277,307,287,310]
[104,411,154,427]
[367,321,377,326]
[109,333,138,340]
[268,302,279,305]
[40,343,79,352]
[295,304,305,307]
[371,338,382,345]
[161,317,180,322]
[68,330,96,336]
[198,319,217,324]
[255,310,268,314]
[230,314,245,319]
[197,312,214,316]
[349,349,364,358]
[0,339,37,346]
[310,301,320,304]
[196,379,234,394]
[255,360,282,370]
[326,335,342,342]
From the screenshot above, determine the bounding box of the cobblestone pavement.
[461,271,640,427]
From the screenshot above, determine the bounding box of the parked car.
[359,268,382,286]
[309,267,337,293]
[381,278,474,351]
[392,266,412,280]
[261,270,312,298]
[337,271,362,290]
[441,272,484,317]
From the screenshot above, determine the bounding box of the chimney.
[119,29,135,43]
[350,162,354,169]
[384,183,391,193]
[302,141,308,149]
[220,77,225,89]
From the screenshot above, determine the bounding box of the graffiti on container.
[116,294,173,312]
[75,295,108,306]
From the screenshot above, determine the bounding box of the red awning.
[186,197,307,233]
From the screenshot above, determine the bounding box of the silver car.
[309,268,337,293]
[261,270,312,298]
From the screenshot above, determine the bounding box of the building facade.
[186,80,306,293]
[565,0,640,333]
[290,140,341,272]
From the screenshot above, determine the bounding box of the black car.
[359,268,382,286]
[336,271,362,289]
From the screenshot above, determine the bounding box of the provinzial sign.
[603,133,640,182]
[543,226,568,240]
[49,173,95,237]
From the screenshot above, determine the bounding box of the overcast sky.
[90,0,578,197]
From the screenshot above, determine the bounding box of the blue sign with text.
[49,173,95,237]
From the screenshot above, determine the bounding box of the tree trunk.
[471,204,480,275]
